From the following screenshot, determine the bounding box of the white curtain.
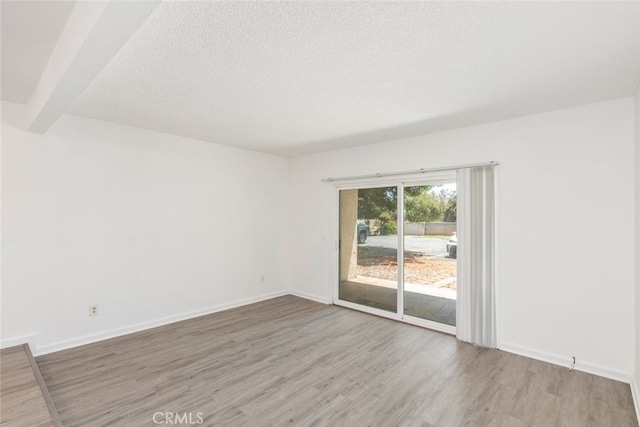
[456,166,496,348]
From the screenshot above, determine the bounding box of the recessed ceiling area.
[3,1,640,156]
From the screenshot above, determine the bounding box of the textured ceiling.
[1,1,76,104]
[11,1,640,156]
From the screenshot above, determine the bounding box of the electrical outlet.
[260,275,266,283]
[89,305,98,317]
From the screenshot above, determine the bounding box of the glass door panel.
[403,184,457,326]
[338,187,398,313]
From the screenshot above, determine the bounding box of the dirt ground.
[356,247,456,289]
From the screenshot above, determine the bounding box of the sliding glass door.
[338,187,398,313]
[337,179,457,332]
[403,184,457,326]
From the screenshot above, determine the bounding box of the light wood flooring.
[0,345,62,426]
[36,296,636,426]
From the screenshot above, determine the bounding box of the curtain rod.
[321,161,499,183]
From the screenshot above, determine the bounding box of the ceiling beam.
[26,0,160,133]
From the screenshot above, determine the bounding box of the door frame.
[330,170,457,335]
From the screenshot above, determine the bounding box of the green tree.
[357,187,396,220]
[356,185,456,233]
[405,192,443,222]
[443,192,457,222]
[358,186,429,220]
[404,186,457,223]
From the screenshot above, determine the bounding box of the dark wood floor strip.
[35,296,637,426]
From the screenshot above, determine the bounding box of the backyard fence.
[404,222,456,236]
[361,220,456,236]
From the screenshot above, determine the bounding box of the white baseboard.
[289,290,331,305]
[33,290,289,356]
[0,333,37,350]
[631,377,640,425]
[499,342,631,383]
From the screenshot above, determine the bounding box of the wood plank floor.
[36,296,637,426]
[1,345,62,426]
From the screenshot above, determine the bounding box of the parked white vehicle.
[446,232,457,258]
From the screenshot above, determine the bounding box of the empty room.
[1,1,640,426]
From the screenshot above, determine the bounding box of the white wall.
[290,98,636,380]
[1,101,291,354]
[634,84,640,395]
